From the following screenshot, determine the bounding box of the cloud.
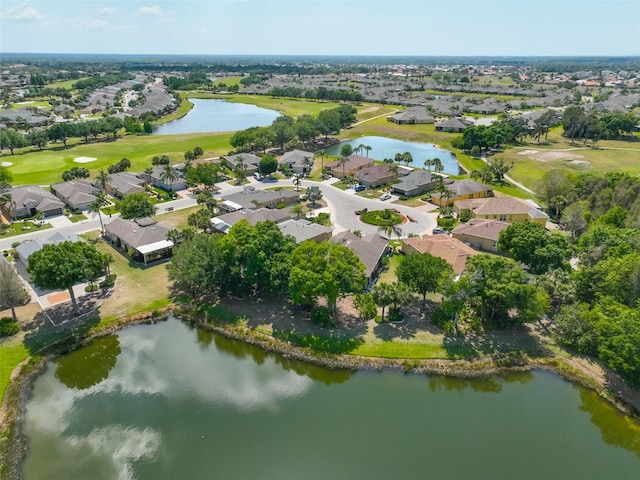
[134,5,174,22]
[0,1,43,21]
[99,7,118,16]
[134,6,162,16]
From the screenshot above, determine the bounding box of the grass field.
[4,131,234,185]
[46,78,88,90]
[0,337,29,401]
[93,239,171,323]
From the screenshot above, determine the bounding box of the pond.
[154,98,281,135]
[323,136,461,175]
[23,318,640,480]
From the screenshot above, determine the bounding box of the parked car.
[354,184,366,192]
[253,172,263,180]
[379,193,392,201]
[432,227,449,235]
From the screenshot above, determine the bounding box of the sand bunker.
[532,151,584,162]
[0,162,13,167]
[569,159,590,167]
[74,156,97,163]
[518,149,539,155]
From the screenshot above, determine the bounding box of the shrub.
[11,242,21,248]
[85,284,99,293]
[310,306,335,328]
[437,217,457,230]
[360,209,402,226]
[470,145,481,157]
[0,316,19,337]
[388,307,404,323]
[99,274,117,288]
[353,293,377,320]
[458,210,472,223]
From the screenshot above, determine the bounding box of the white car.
[379,193,392,201]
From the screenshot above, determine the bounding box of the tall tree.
[88,192,109,234]
[117,192,156,219]
[396,253,454,304]
[0,261,29,321]
[289,241,365,312]
[95,169,112,192]
[160,164,180,187]
[371,282,396,321]
[28,242,105,314]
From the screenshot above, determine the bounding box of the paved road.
[0,178,436,251]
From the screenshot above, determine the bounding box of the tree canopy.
[27,241,107,313]
[117,192,156,219]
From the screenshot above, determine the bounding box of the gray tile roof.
[331,231,388,279]
[105,217,173,250]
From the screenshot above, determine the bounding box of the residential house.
[451,218,510,252]
[326,155,374,179]
[219,186,299,212]
[210,207,296,233]
[279,150,315,174]
[454,196,549,225]
[434,117,474,133]
[401,235,478,276]
[222,153,262,174]
[388,106,435,124]
[354,164,410,188]
[430,180,492,207]
[278,219,333,243]
[5,186,66,220]
[148,166,187,192]
[331,231,389,290]
[391,170,442,197]
[15,232,81,266]
[50,180,99,211]
[104,217,174,265]
[107,172,147,198]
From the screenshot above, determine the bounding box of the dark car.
[432,227,449,235]
[354,184,366,192]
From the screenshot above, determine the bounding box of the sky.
[0,0,639,57]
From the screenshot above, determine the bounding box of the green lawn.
[47,77,88,89]
[0,221,52,240]
[0,337,29,401]
[4,131,234,185]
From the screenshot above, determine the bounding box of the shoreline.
[1,305,639,480]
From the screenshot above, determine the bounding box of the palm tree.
[357,144,366,156]
[364,145,372,158]
[377,223,403,240]
[301,156,312,175]
[372,282,396,321]
[292,173,303,192]
[291,203,305,219]
[432,157,444,174]
[160,164,180,188]
[424,159,434,171]
[387,163,399,182]
[143,167,154,185]
[338,156,349,180]
[88,192,109,234]
[95,169,112,193]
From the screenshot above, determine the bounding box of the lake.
[154,98,281,135]
[324,136,461,175]
[23,318,640,480]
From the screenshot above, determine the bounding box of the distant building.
[435,117,473,133]
[15,232,81,266]
[5,186,66,220]
[278,219,333,243]
[401,235,478,276]
[50,180,99,211]
[391,170,442,197]
[430,180,493,206]
[220,186,299,212]
[388,106,435,124]
[451,218,510,252]
[331,231,389,290]
[279,150,315,174]
[326,155,374,179]
[222,153,262,174]
[454,196,549,225]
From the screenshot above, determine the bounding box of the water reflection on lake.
[154,98,281,135]
[23,317,640,480]
[323,135,461,174]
